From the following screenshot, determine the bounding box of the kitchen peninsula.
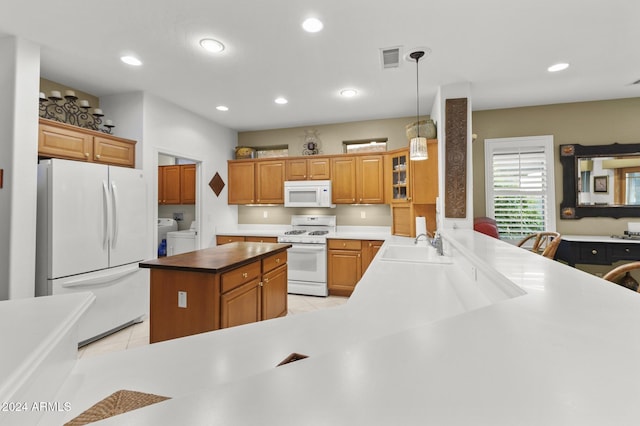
[14,230,640,425]
[139,242,291,343]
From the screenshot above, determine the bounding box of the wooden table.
[140,242,291,343]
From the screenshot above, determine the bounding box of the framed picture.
[594,175,608,193]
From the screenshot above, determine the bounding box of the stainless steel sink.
[379,244,452,264]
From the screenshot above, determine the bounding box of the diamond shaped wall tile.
[209,172,225,197]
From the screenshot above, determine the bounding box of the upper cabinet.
[228,159,285,205]
[386,143,439,236]
[285,157,331,181]
[158,164,196,205]
[331,154,384,204]
[38,118,136,168]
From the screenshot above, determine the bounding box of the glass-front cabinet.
[391,150,409,202]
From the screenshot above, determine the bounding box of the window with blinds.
[484,136,556,240]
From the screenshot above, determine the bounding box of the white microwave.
[284,180,334,208]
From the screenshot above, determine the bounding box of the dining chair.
[602,261,640,292]
[517,231,562,259]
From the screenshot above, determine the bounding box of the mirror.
[560,143,640,219]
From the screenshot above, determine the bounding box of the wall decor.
[444,98,468,218]
[593,175,608,193]
[302,129,320,155]
[560,143,640,219]
[209,172,225,197]
[39,90,115,134]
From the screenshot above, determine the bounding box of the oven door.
[287,243,327,283]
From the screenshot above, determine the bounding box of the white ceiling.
[1,0,639,132]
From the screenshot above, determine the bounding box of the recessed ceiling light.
[548,62,569,72]
[120,55,142,66]
[200,38,225,53]
[274,97,288,105]
[302,18,323,33]
[340,88,358,98]
[216,105,229,111]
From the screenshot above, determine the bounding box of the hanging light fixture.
[409,50,428,161]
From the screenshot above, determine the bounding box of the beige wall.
[238,116,423,156]
[472,97,640,238]
[39,78,100,108]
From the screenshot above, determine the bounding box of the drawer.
[217,235,245,245]
[577,243,609,265]
[328,239,362,250]
[245,236,278,243]
[221,261,261,293]
[262,251,287,273]
[611,243,640,261]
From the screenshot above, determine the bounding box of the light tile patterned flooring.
[77,294,348,359]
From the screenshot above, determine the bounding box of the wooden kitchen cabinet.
[328,239,363,297]
[331,154,384,204]
[286,157,331,180]
[158,164,196,205]
[158,165,181,204]
[256,160,285,203]
[220,260,262,329]
[361,240,384,271]
[328,238,383,296]
[228,159,285,204]
[387,143,438,237]
[261,251,288,320]
[180,164,196,204]
[38,118,136,167]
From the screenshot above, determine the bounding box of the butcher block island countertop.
[139,242,291,343]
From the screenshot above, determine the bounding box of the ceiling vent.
[380,47,401,69]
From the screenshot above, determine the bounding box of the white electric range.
[277,215,336,296]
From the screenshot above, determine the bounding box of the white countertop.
[45,230,640,425]
[215,224,391,241]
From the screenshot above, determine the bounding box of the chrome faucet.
[431,232,444,256]
[414,233,431,244]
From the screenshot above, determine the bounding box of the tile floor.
[77,294,348,359]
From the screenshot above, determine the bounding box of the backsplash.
[238,204,391,226]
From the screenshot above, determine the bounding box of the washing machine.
[158,218,178,243]
[167,221,197,255]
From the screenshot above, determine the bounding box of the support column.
[0,36,40,299]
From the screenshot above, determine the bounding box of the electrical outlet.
[360,211,366,219]
[263,210,268,218]
[178,291,187,308]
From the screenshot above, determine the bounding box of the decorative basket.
[234,146,255,159]
[405,119,436,141]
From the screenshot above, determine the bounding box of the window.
[484,136,556,240]
[343,138,388,153]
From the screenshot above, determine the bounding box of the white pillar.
[431,82,473,231]
[0,36,40,299]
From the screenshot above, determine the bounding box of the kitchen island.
[139,242,291,343]
[32,230,640,425]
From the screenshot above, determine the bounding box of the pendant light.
[409,50,428,161]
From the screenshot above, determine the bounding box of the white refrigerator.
[36,158,149,346]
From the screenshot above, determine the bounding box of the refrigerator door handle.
[102,181,110,249]
[111,181,119,248]
[61,267,139,288]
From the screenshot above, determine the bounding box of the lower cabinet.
[328,239,383,297]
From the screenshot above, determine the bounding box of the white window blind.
[485,136,555,240]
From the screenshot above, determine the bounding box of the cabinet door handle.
[259,281,263,287]
[275,258,280,263]
[95,154,101,159]
[264,277,269,283]
[242,272,248,278]
[625,248,630,253]
[591,249,598,255]
[85,152,90,158]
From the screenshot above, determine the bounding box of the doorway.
[157,152,201,256]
